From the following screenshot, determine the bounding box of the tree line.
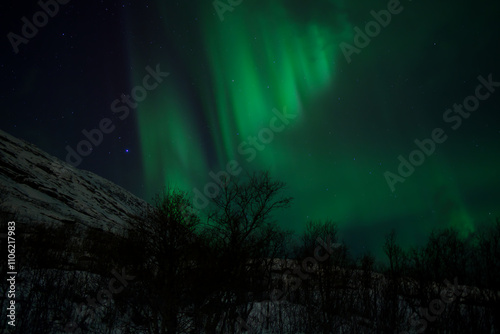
[0,171,499,333]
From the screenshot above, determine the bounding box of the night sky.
[1,0,499,258]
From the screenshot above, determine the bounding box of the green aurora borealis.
[111,0,500,256]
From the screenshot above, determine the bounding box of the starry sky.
[1,0,499,258]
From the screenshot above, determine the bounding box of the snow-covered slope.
[0,129,151,233]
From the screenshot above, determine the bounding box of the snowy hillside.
[0,129,151,233]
